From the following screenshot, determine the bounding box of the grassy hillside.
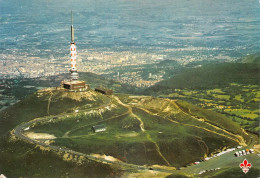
[0,89,108,136]
[1,72,138,101]
[146,63,259,93]
[199,167,260,178]
[166,167,260,177]
[144,55,259,133]
[20,92,249,167]
[103,59,183,81]
[0,89,119,177]
[238,53,260,64]
[175,100,243,135]
[0,88,254,177]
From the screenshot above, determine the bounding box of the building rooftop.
[92,124,106,130]
[63,80,85,85]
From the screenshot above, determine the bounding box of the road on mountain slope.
[133,100,259,174]
[172,100,246,145]
[113,96,145,132]
[13,94,176,173]
[12,94,258,176]
[113,96,171,166]
[13,116,176,173]
[137,105,242,146]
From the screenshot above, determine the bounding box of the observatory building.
[62,11,87,91]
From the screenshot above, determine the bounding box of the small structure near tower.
[62,11,87,91]
[95,87,113,95]
[91,124,107,133]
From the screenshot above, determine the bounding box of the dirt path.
[13,93,255,176]
[63,111,129,138]
[13,94,178,174]
[47,91,53,115]
[146,134,171,166]
[113,96,145,132]
[173,101,246,146]
[137,106,243,146]
[113,96,171,166]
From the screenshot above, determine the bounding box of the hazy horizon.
[1,0,260,60]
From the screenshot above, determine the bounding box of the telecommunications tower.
[70,10,79,80]
[61,11,87,91]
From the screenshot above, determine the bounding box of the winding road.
[12,93,257,176]
[13,94,177,174]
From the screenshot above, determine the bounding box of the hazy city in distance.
[1,0,260,79]
[0,1,260,177]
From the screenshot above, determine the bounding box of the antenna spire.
[71,10,73,26]
[71,10,75,43]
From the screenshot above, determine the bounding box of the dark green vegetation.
[0,84,258,177]
[30,99,128,138]
[103,59,183,81]
[238,53,260,64]
[147,63,259,92]
[200,167,260,178]
[145,54,260,133]
[0,89,121,177]
[0,72,138,102]
[23,92,249,169]
[167,167,260,178]
[175,100,243,135]
[0,89,108,136]
[0,54,259,177]
[159,84,259,133]
[166,173,189,178]
[0,139,116,178]
[78,72,138,93]
[131,106,237,167]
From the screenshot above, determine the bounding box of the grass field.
[27,94,249,169]
[224,109,259,120]
[0,89,121,177]
[159,83,259,133]
[207,89,224,94]
[0,88,258,177]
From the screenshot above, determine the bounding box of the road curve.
[13,94,255,175]
[12,95,177,174]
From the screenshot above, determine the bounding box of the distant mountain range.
[145,54,260,94]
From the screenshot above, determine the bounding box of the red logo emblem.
[240,159,252,174]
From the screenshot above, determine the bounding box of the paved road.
[13,94,258,175]
[13,95,178,174]
[13,114,179,173]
